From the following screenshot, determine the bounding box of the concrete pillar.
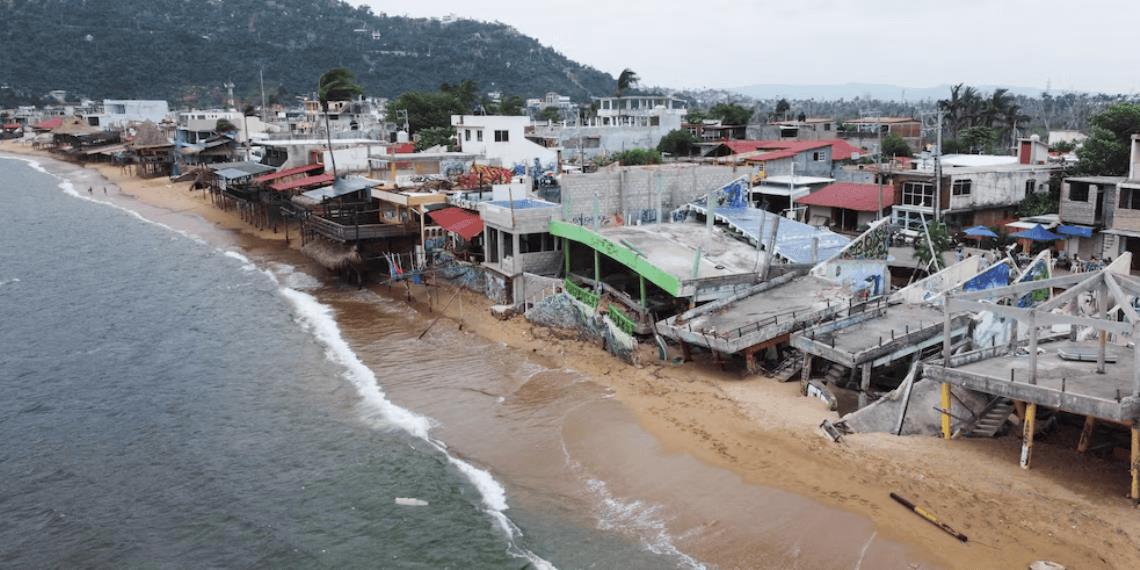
[1132,422,1140,502]
[800,353,813,394]
[859,362,873,409]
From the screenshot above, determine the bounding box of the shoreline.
[5,140,1138,569]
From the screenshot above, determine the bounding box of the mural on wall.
[1015,254,1052,308]
[961,261,1011,293]
[826,260,889,297]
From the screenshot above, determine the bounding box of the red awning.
[270,173,335,192]
[428,207,483,239]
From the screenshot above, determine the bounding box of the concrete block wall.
[558,164,747,228]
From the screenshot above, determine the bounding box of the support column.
[940,383,952,439]
[859,362,873,409]
[1077,415,1097,454]
[1020,402,1037,469]
[563,238,570,276]
[593,249,601,292]
[800,353,814,394]
[1098,282,1107,374]
[1132,422,1140,502]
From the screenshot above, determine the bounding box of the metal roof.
[797,182,896,212]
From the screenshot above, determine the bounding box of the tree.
[881,133,912,158]
[617,68,639,95]
[1072,103,1140,176]
[656,129,699,157]
[1017,189,1058,217]
[387,90,466,134]
[214,118,238,134]
[484,94,525,116]
[684,109,707,124]
[440,80,479,114]
[959,126,1000,154]
[913,219,951,272]
[774,98,790,120]
[318,67,363,178]
[415,126,455,152]
[708,102,754,125]
[610,148,661,166]
[539,107,562,123]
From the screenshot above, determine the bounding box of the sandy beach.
[5,139,1139,569]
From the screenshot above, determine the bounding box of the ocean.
[1,154,939,569]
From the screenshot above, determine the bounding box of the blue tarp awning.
[1057,225,1093,238]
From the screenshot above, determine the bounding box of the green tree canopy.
[317,67,363,112]
[617,68,639,95]
[214,118,238,133]
[684,109,707,124]
[440,80,480,114]
[484,94,526,116]
[913,219,951,272]
[959,126,1000,154]
[774,98,791,120]
[539,107,563,123]
[1072,103,1140,176]
[708,102,753,125]
[881,133,912,158]
[387,90,466,133]
[610,148,662,166]
[656,129,699,157]
[415,126,456,152]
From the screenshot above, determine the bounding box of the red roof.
[742,139,865,162]
[797,182,895,212]
[35,117,62,131]
[390,142,416,154]
[270,173,335,192]
[256,163,324,183]
[721,140,770,154]
[428,207,483,239]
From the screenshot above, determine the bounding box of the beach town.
[4,91,1140,569]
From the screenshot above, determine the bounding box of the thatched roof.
[301,240,361,270]
[52,116,101,136]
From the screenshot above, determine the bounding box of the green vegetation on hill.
[0,0,616,107]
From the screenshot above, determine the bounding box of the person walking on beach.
[87,186,92,194]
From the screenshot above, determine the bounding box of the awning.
[1057,225,1093,238]
[428,207,483,239]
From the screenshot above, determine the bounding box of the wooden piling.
[1132,422,1140,502]
[940,383,952,439]
[1078,416,1097,454]
[1020,402,1037,470]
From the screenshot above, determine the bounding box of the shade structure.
[428,207,484,240]
[1008,224,1062,241]
[1057,225,1093,238]
[963,225,998,238]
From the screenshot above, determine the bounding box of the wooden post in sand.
[858,362,872,409]
[1020,402,1037,469]
[1132,421,1140,502]
[1078,416,1097,454]
[940,383,952,440]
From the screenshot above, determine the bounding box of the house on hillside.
[452,115,559,174]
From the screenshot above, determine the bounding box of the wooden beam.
[1036,271,1104,311]
[941,383,952,439]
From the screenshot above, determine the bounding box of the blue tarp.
[1057,225,1093,238]
[1009,224,1062,241]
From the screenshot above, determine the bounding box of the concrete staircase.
[964,398,1014,438]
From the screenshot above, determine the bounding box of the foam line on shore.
[276,285,556,570]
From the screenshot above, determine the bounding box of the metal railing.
[607,305,636,335]
[564,278,599,308]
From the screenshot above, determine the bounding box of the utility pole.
[934,109,943,223]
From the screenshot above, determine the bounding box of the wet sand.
[5,139,1139,569]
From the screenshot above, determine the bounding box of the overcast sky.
[354,0,1137,96]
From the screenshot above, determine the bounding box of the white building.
[99,100,170,127]
[451,115,559,172]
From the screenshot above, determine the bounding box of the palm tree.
[318,68,363,179]
[617,68,639,96]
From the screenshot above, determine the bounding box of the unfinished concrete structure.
[922,255,1140,500]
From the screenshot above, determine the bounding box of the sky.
[353,0,1139,96]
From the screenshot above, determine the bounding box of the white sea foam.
[584,478,706,570]
[276,285,557,569]
[0,278,19,287]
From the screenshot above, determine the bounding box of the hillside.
[0,0,617,107]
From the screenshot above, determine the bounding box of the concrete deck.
[924,340,1140,422]
[792,303,969,369]
[658,275,858,355]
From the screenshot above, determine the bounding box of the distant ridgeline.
[0,0,616,107]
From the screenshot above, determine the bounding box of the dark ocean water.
[0,156,698,569]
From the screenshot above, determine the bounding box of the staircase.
[824,363,849,388]
[964,398,1014,438]
[770,348,803,382]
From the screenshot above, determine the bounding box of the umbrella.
[1008,224,1062,241]
[963,225,998,238]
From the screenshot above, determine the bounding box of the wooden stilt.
[1132,422,1140,502]
[1020,402,1037,469]
[940,383,952,439]
[1077,415,1097,454]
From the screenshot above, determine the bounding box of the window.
[1025,179,1037,195]
[1120,187,1140,210]
[952,179,972,196]
[1069,182,1089,202]
[476,130,483,142]
[519,232,555,254]
[901,181,935,208]
[465,129,471,141]
[494,130,509,142]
